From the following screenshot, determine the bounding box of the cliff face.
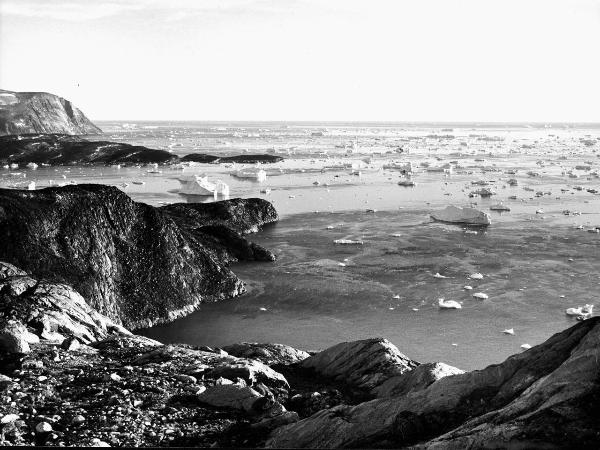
[0,90,102,136]
[0,185,278,328]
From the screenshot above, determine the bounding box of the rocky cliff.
[0,185,278,329]
[0,90,102,136]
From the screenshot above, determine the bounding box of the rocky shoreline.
[0,134,283,167]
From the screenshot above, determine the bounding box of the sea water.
[3,121,599,370]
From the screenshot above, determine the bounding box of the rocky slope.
[0,134,283,166]
[0,185,278,329]
[267,318,600,448]
[0,134,177,166]
[0,90,101,136]
[1,261,599,447]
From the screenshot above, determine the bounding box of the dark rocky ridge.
[181,153,284,164]
[0,90,102,136]
[0,134,284,166]
[0,185,278,329]
[0,134,178,165]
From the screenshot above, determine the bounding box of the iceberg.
[431,205,491,226]
[231,168,267,182]
[178,175,216,196]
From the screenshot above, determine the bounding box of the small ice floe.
[535,209,544,214]
[260,188,272,194]
[338,262,346,267]
[490,203,510,212]
[27,181,35,190]
[26,162,38,170]
[433,273,448,279]
[412,308,419,311]
[431,205,491,226]
[438,298,462,309]
[326,225,335,230]
[388,307,395,310]
[259,307,267,311]
[366,209,377,213]
[520,344,532,350]
[397,180,416,187]
[472,292,488,300]
[469,273,484,280]
[565,304,593,320]
[463,285,473,290]
[120,183,129,188]
[393,294,400,299]
[9,163,18,169]
[132,181,145,185]
[391,233,402,237]
[502,328,515,335]
[333,239,364,245]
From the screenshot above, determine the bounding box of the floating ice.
[469,273,484,280]
[502,328,515,335]
[438,298,462,309]
[472,292,488,300]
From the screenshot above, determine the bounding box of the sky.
[1,0,599,122]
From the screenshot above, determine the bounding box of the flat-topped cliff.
[0,90,102,136]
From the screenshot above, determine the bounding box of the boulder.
[0,185,277,328]
[267,318,600,448]
[222,342,310,366]
[197,384,271,412]
[300,338,418,394]
[0,321,30,353]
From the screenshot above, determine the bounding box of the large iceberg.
[431,205,491,226]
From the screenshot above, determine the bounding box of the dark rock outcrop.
[181,154,284,164]
[0,185,278,328]
[267,319,600,448]
[222,343,310,366]
[0,134,283,166]
[0,90,101,136]
[299,338,421,396]
[0,134,177,166]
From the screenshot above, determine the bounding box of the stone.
[221,341,307,366]
[300,338,419,394]
[197,384,268,412]
[0,321,31,354]
[1,413,19,424]
[35,421,53,434]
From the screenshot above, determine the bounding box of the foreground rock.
[0,185,277,328]
[267,318,600,448]
[300,338,420,396]
[0,90,101,136]
[0,134,177,166]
